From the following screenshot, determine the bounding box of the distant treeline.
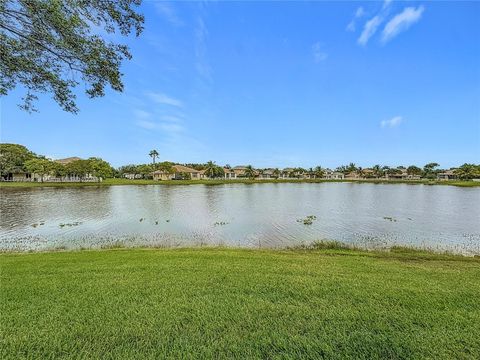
[0,144,113,180]
[1,144,479,181]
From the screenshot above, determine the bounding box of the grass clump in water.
[297,215,317,225]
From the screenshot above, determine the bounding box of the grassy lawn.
[1,178,479,187]
[1,247,479,359]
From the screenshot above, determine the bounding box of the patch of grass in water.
[297,215,317,225]
[58,221,82,228]
[290,240,354,251]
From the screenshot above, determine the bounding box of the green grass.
[1,177,479,187]
[1,247,479,359]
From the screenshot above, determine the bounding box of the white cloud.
[346,21,356,32]
[382,6,425,43]
[136,120,185,133]
[133,109,151,119]
[358,16,382,46]
[194,17,213,83]
[383,0,393,10]
[381,116,403,128]
[346,7,366,32]
[312,42,328,62]
[154,2,183,27]
[137,120,157,130]
[146,92,183,108]
[356,7,366,18]
[159,123,184,133]
[161,115,183,123]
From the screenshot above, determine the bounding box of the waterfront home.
[437,169,457,181]
[345,171,359,179]
[52,157,101,182]
[324,169,345,180]
[1,157,101,182]
[1,167,32,181]
[232,166,255,178]
[281,168,304,179]
[152,164,200,180]
[386,169,409,181]
[223,168,237,180]
[123,173,143,180]
[362,169,376,178]
[258,169,276,179]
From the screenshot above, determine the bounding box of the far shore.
[0,178,479,188]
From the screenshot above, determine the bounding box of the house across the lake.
[437,169,457,181]
[324,169,345,180]
[152,165,200,180]
[1,167,32,182]
[223,168,237,180]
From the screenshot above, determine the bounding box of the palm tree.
[244,165,255,179]
[273,168,280,179]
[356,166,364,178]
[347,163,357,173]
[149,149,159,164]
[314,166,324,179]
[372,164,383,178]
[204,161,218,179]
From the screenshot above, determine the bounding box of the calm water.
[1,183,479,254]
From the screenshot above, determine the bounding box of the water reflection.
[1,183,479,254]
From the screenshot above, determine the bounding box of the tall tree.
[423,162,440,179]
[347,163,357,173]
[314,166,324,179]
[407,165,422,176]
[0,143,37,174]
[24,158,53,182]
[88,157,113,179]
[204,161,223,179]
[149,149,159,164]
[0,0,144,113]
[454,164,480,180]
[65,159,93,182]
[244,165,255,179]
[273,168,280,179]
[372,164,384,178]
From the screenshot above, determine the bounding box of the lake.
[1,183,479,254]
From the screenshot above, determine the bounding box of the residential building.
[437,169,457,181]
[152,164,200,180]
[223,168,237,180]
[323,169,344,180]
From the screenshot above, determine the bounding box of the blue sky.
[1,0,479,168]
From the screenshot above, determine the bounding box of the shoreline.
[1,178,479,188]
[2,240,478,258]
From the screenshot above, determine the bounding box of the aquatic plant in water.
[59,222,82,228]
[297,215,317,225]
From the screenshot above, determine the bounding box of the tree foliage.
[204,161,224,178]
[407,165,422,176]
[24,157,52,181]
[244,165,255,179]
[0,143,113,181]
[149,150,159,164]
[0,0,144,113]
[454,164,480,180]
[0,143,37,173]
[423,163,440,179]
